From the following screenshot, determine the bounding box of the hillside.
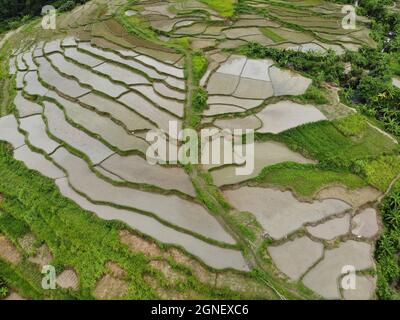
[0,0,399,300]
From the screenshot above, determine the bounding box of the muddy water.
[43,101,114,164]
[19,115,59,154]
[14,145,64,179]
[79,93,155,132]
[46,91,149,153]
[56,178,248,271]
[224,186,351,239]
[257,101,326,134]
[51,147,236,245]
[210,141,314,186]
[303,241,374,299]
[100,153,196,196]
[48,53,127,98]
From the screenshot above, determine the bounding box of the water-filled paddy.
[51,148,236,244]
[224,187,351,239]
[43,101,114,164]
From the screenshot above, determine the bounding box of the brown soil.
[18,233,36,254]
[215,272,276,299]
[166,248,216,285]
[144,275,206,300]
[5,291,25,300]
[93,274,129,300]
[119,230,163,258]
[56,269,79,290]
[106,261,127,279]
[28,244,53,267]
[0,235,21,265]
[316,186,382,208]
[149,260,186,284]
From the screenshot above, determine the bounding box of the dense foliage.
[254,162,366,198]
[376,182,400,299]
[0,0,89,32]
[0,276,8,298]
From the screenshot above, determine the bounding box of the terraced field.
[0,0,399,300]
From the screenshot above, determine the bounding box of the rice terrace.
[0,0,399,302]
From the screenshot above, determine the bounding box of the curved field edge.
[0,141,279,300]
[0,0,396,300]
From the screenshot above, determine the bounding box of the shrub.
[0,277,8,298]
[333,113,367,138]
[58,0,76,12]
[192,88,208,112]
[375,181,400,299]
[300,85,329,105]
[192,53,208,84]
[357,156,400,191]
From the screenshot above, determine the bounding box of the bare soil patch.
[0,235,21,265]
[18,233,36,254]
[119,230,163,258]
[93,274,129,300]
[106,261,127,279]
[167,248,216,285]
[316,186,381,208]
[28,244,53,267]
[5,291,25,300]
[56,269,79,290]
[215,272,275,298]
[149,260,186,284]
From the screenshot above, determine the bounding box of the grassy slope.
[0,143,156,299]
[273,120,398,168]
[260,27,286,43]
[0,139,278,299]
[1,0,398,300]
[199,0,236,17]
[252,163,367,198]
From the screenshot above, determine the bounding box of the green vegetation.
[0,40,14,116]
[0,211,30,239]
[187,51,208,128]
[260,27,285,43]
[0,142,156,298]
[356,156,400,192]
[236,42,345,85]
[0,276,8,298]
[192,88,208,113]
[297,85,329,105]
[1,0,399,301]
[0,259,47,299]
[192,52,208,83]
[253,162,367,198]
[333,114,368,138]
[199,0,236,17]
[117,8,157,40]
[272,120,398,169]
[375,180,400,300]
[0,139,273,300]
